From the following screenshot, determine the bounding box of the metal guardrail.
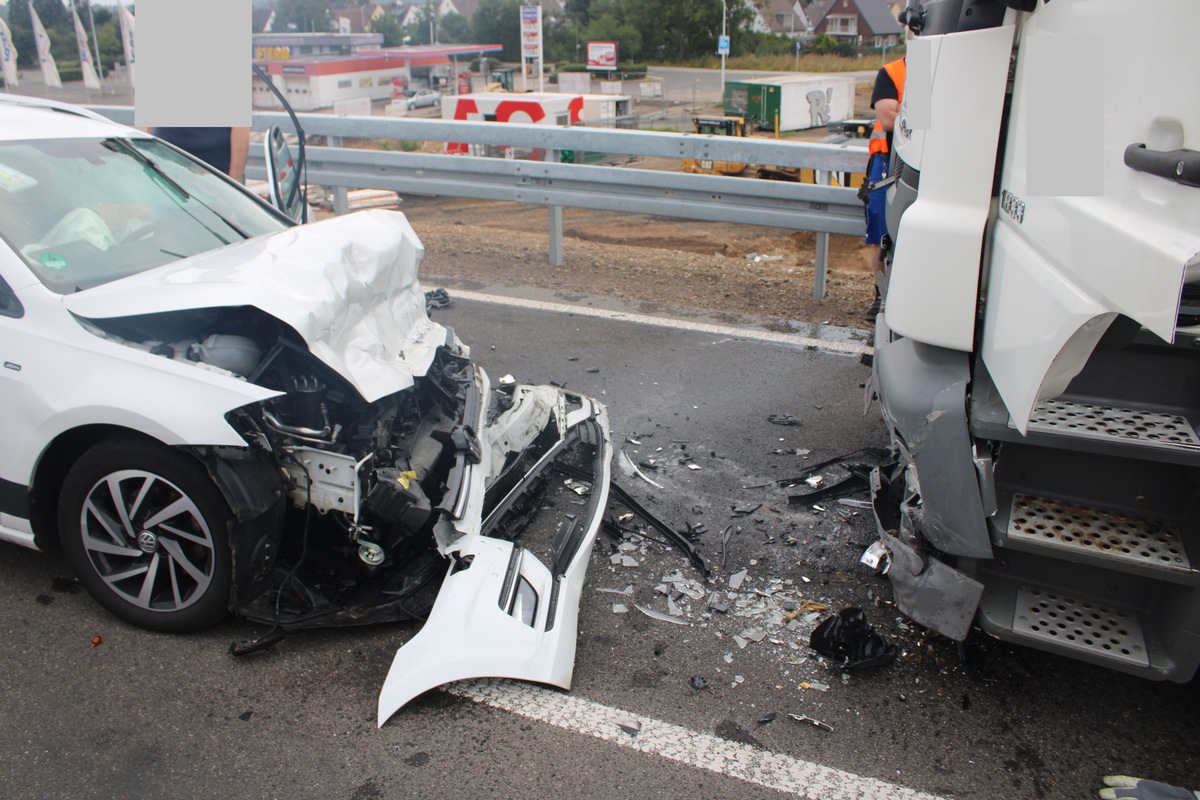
[89,106,869,299]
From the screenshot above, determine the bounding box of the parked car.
[405,88,442,110]
[0,95,612,724]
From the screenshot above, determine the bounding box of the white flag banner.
[72,5,101,90]
[118,0,135,86]
[29,2,61,89]
[0,17,19,87]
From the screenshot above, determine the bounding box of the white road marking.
[447,679,948,800]
[445,289,873,357]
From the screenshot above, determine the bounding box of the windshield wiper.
[104,137,190,200]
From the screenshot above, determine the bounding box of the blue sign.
[717,35,730,56]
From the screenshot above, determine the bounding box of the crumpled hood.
[62,210,447,403]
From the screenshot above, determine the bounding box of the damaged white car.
[0,97,612,726]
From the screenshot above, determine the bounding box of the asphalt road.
[1,289,1198,800]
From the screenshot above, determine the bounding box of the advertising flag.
[29,1,62,89]
[118,0,135,87]
[0,17,18,87]
[72,4,102,90]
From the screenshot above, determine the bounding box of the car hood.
[62,210,447,403]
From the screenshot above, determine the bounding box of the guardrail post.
[813,169,830,300]
[547,148,564,267]
[327,134,350,216]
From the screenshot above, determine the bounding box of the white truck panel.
[885,23,1016,350]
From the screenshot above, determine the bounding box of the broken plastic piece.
[617,718,642,735]
[605,481,709,578]
[756,712,778,725]
[808,607,898,670]
[596,585,634,596]
[860,540,890,572]
[768,414,803,426]
[691,676,709,690]
[89,635,103,648]
[787,713,833,732]
[633,604,691,626]
[423,287,451,310]
[613,604,629,614]
[728,568,748,590]
[620,451,665,490]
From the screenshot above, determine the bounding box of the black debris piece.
[808,607,897,670]
[604,481,709,579]
[755,712,778,726]
[690,676,709,691]
[731,502,762,517]
[423,287,451,311]
[787,470,871,506]
[767,414,803,426]
[238,710,254,722]
[586,367,600,374]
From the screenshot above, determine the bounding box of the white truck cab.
[871,0,1200,680]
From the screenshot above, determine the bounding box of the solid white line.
[447,679,948,800]
[445,289,873,357]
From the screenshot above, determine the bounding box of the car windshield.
[0,136,291,294]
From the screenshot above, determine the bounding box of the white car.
[0,96,611,725]
[405,88,442,110]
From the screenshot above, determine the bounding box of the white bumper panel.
[377,392,612,726]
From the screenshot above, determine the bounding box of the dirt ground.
[394,195,879,330]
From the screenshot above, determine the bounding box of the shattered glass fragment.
[729,569,748,590]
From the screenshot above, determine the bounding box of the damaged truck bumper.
[869,336,988,642]
[378,384,612,726]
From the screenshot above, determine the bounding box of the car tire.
[433,97,441,108]
[58,438,233,633]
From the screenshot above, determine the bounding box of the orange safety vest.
[869,58,907,156]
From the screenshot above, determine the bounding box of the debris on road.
[728,568,748,590]
[767,414,803,426]
[787,713,833,732]
[809,607,898,671]
[634,603,692,626]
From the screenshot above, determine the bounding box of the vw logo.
[137,531,159,553]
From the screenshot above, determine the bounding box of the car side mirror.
[265,125,306,223]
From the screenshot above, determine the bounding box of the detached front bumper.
[378,384,612,726]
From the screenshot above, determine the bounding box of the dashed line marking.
[444,289,873,357]
[446,679,948,800]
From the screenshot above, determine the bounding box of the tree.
[277,0,331,33]
[471,0,521,61]
[439,11,470,44]
[368,13,405,46]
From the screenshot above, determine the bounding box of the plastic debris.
[690,676,709,690]
[860,541,890,572]
[798,681,830,692]
[731,502,762,516]
[621,555,640,568]
[564,478,592,496]
[728,568,748,590]
[723,652,734,664]
[733,635,748,649]
[634,604,691,626]
[788,713,833,732]
[89,635,103,648]
[597,585,634,596]
[586,367,600,374]
[667,595,683,617]
[613,604,629,614]
[606,481,708,578]
[497,373,516,385]
[804,475,824,488]
[767,414,803,426]
[707,592,729,614]
[838,498,873,509]
[686,463,702,470]
[809,607,898,670]
[621,450,664,490]
[423,287,451,310]
[739,628,767,643]
[617,718,642,736]
[756,712,778,725]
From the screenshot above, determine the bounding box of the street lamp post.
[720,0,726,102]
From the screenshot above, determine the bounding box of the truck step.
[1019,400,1200,452]
[1012,585,1149,667]
[1007,493,1191,574]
